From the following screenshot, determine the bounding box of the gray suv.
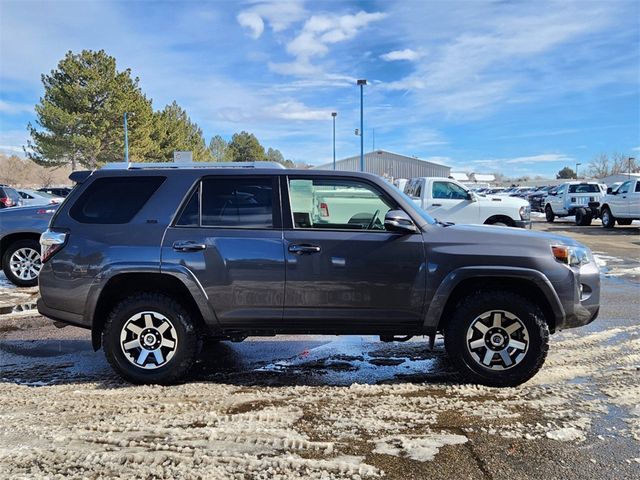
[37,163,600,386]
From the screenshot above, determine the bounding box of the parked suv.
[38,163,600,387]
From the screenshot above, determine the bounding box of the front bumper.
[515,219,532,229]
[553,260,600,331]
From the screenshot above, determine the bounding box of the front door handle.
[288,244,321,255]
[431,203,442,207]
[173,240,206,252]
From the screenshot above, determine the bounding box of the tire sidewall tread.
[2,238,41,287]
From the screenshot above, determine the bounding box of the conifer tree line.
[26,50,295,169]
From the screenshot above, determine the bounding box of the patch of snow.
[546,427,586,442]
[374,433,468,462]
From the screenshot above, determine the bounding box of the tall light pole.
[331,112,337,170]
[575,162,581,179]
[629,157,635,180]
[124,112,129,163]
[357,79,367,171]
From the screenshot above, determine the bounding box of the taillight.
[40,229,68,263]
[319,202,329,217]
[1,197,13,207]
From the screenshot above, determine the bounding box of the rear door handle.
[431,203,442,207]
[288,244,321,255]
[173,240,206,252]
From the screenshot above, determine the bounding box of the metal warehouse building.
[314,150,450,179]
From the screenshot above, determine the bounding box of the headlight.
[519,205,531,220]
[551,245,591,267]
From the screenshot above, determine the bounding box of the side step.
[379,335,413,342]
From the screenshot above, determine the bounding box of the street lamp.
[575,162,581,179]
[331,112,337,170]
[629,157,636,180]
[357,79,367,171]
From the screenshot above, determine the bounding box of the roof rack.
[100,161,286,170]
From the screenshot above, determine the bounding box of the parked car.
[0,204,58,286]
[37,162,599,387]
[0,185,23,208]
[544,182,604,225]
[591,178,640,228]
[527,186,553,212]
[17,188,64,206]
[38,186,73,197]
[404,177,530,227]
[393,178,408,193]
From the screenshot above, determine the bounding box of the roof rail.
[100,161,286,170]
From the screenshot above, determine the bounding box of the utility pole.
[124,112,129,163]
[575,162,581,179]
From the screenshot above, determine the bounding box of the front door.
[161,175,285,329]
[282,176,426,333]
[427,180,479,224]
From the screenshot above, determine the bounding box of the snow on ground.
[0,321,639,478]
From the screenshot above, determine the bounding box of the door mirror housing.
[384,210,419,234]
[468,191,477,202]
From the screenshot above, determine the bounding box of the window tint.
[289,178,395,230]
[636,181,640,193]
[176,186,200,226]
[568,184,599,193]
[201,177,274,228]
[70,176,165,224]
[432,181,469,200]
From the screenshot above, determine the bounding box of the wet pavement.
[0,222,638,479]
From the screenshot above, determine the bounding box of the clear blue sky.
[1,0,638,178]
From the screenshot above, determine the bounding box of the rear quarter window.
[69,176,165,224]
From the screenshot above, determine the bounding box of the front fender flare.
[422,266,565,333]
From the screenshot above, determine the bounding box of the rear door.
[161,175,285,329]
[282,175,426,332]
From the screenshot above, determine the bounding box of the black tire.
[575,208,592,226]
[444,290,549,387]
[601,207,615,229]
[2,238,42,287]
[102,293,199,385]
[617,219,633,226]
[545,205,555,223]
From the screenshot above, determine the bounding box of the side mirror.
[384,210,419,234]
[468,192,477,202]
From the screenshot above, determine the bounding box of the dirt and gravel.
[0,220,638,479]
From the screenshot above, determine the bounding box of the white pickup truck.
[596,178,640,228]
[404,177,531,227]
[544,181,605,226]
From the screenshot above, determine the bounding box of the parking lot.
[0,219,638,479]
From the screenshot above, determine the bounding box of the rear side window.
[636,182,640,193]
[70,176,165,224]
[201,177,275,228]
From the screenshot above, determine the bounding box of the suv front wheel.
[444,291,549,387]
[102,293,199,384]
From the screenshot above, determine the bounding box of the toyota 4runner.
[37,162,600,386]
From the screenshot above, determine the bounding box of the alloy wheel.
[465,310,529,370]
[9,247,42,282]
[120,311,178,369]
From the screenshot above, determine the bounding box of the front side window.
[635,181,640,193]
[289,178,395,230]
[201,177,275,228]
[432,181,469,200]
[618,181,631,194]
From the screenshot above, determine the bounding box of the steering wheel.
[367,209,380,230]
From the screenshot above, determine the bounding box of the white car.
[17,188,64,206]
[404,177,530,227]
[598,178,640,228]
[544,181,604,225]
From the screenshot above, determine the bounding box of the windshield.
[395,188,436,225]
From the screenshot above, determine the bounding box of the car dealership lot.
[0,221,638,479]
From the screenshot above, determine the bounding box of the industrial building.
[314,150,451,179]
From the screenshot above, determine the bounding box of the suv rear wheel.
[102,293,199,384]
[444,291,549,387]
[2,239,42,287]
